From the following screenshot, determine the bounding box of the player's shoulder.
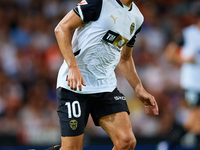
[75,0,103,22]
[182,25,198,37]
[77,0,102,6]
[183,25,197,33]
[131,2,142,13]
[131,2,144,26]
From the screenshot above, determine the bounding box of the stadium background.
[0,0,199,149]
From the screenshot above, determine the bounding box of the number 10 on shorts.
[65,101,81,118]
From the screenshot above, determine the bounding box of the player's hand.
[67,66,86,91]
[135,85,159,115]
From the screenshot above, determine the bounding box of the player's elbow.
[120,54,132,62]
[54,23,71,38]
[54,24,62,36]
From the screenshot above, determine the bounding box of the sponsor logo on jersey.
[110,15,117,24]
[114,96,126,100]
[78,0,88,5]
[130,23,135,35]
[69,119,78,130]
[102,30,128,49]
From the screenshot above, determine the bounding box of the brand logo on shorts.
[69,119,78,130]
[114,96,126,100]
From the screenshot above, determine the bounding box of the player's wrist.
[68,62,79,69]
[134,83,144,95]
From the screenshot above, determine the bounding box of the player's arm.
[165,32,195,64]
[118,45,159,115]
[54,10,86,91]
[165,42,194,64]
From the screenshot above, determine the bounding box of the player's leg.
[56,87,89,150]
[99,111,136,150]
[184,91,200,149]
[60,134,84,150]
[45,136,83,150]
[89,88,136,150]
[184,107,200,150]
[196,106,200,150]
[157,91,200,150]
[196,134,200,150]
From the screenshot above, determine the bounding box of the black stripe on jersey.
[73,0,102,23]
[73,8,80,18]
[116,0,132,11]
[126,26,142,47]
[116,0,123,7]
[74,49,81,56]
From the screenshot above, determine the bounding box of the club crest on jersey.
[78,0,88,5]
[130,23,135,35]
[70,119,78,130]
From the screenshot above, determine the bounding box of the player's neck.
[120,0,132,8]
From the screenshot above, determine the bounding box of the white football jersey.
[180,25,200,92]
[57,0,144,94]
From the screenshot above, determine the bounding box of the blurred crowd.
[0,0,199,147]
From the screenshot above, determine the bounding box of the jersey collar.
[116,0,132,11]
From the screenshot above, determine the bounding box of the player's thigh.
[56,87,89,136]
[184,107,200,134]
[90,88,130,126]
[99,111,136,144]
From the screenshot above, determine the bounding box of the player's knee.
[115,134,136,150]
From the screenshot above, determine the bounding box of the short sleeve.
[126,26,142,47]
[73,0,102,23]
